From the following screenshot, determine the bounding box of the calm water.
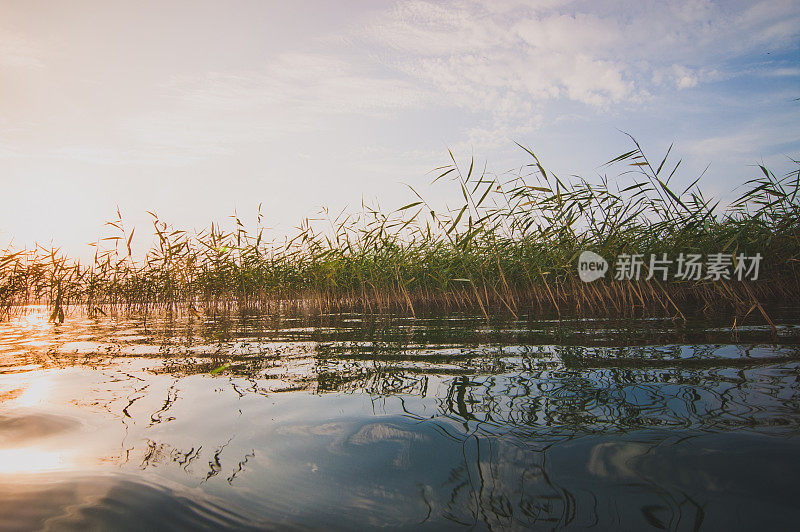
[2,307,800,531]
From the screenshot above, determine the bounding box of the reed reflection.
[2,313,800,529]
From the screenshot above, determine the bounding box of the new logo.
[578,251,608,282]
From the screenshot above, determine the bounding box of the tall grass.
[1,138,798,323]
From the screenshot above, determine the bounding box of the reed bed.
[1,138,798,324]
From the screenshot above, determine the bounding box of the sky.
[1,0,798,259]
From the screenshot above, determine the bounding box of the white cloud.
[513,13,622,54]
[353,0,800,180]
[364,0,800,114]
[0,30,44,69]
[766,67,800,77]
[688,120,800,160]
[366,1,514,56]
[79,53,434,164]
[2,1,796,172]
[165,53,430,118]
[49,144,208,167]
[0,47,435,166]
[652,65,704,89]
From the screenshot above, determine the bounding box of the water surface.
[1,307,800,530]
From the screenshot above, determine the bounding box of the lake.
[1,306,800,530]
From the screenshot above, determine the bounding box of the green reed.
[1,137,798,322]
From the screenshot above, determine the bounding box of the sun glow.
[0,448,70,474]
[12,375,53,407]
[17,305,53,328]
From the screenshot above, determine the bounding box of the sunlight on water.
[11,374,52,407]
[0,448,70,475]
[1,308,799,530]
[15,305,51,329]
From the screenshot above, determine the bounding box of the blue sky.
[1,0,798,258]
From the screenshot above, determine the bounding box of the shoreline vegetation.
[1,138,798,326]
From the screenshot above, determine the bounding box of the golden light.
[0,448,71,474]
[16,304,52,329]
[12,374,52,407]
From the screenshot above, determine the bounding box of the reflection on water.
[1,308,800,530]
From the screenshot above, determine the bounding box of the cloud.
[165,53,430,118]
[19,53,432,166]
[364,3,635,118]
[0,30,44,69]
[764,67,800,77]
[366,1,514,55]
[0,141,20,158]
[513,12,622,54]
[105,53,432,160]
[3,1,796,171]
[688,120,800,160]
[48,144,207,167]
[364,0,800,114]
[652,65,705,89]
